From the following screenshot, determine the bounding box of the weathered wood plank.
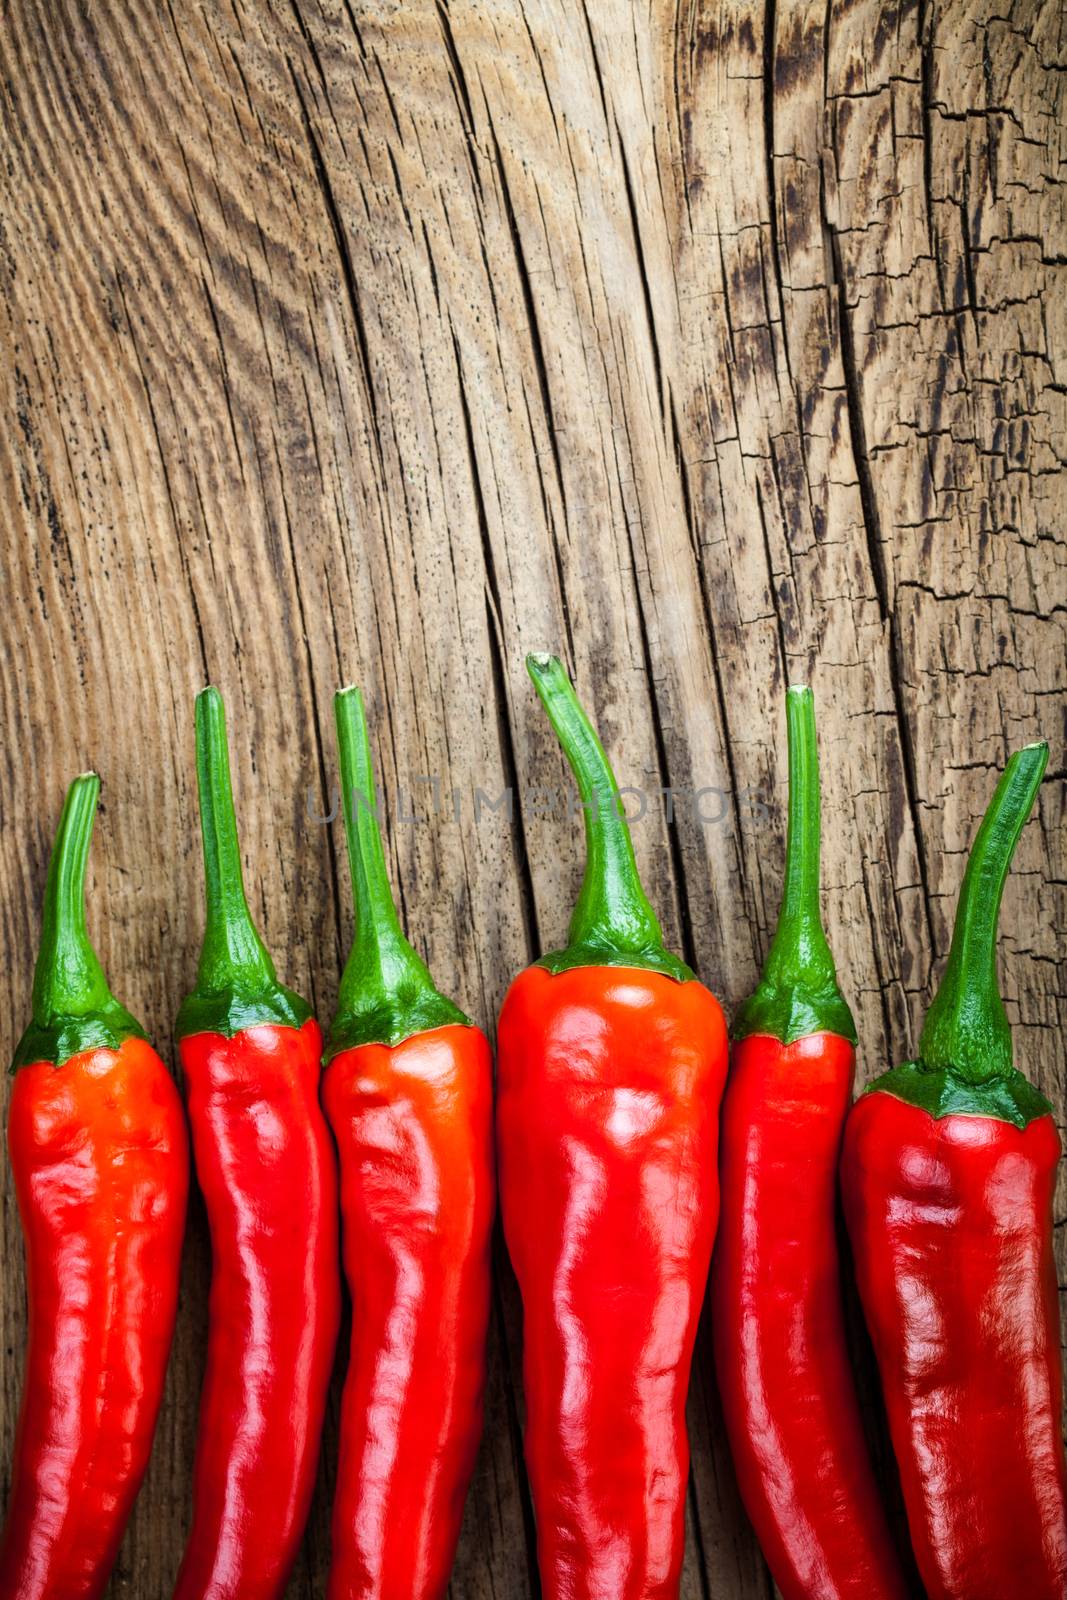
[0,1,1062,1595]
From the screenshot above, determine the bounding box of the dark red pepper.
[172,688,340,1600]
[497,655,728,1600]
[323,686,494,1600]
[842,741,1067,1599]
[711,687,909,1599]
[0,775,189,1600]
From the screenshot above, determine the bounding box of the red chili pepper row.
[2,670,1064,1600]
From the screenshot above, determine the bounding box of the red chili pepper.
[842,741,1067,1600]
[0,775,189,1600]
[710,687,910,1599]
[171,688,340,1599]
[497,654,728,1600]
[322,686,494,1600]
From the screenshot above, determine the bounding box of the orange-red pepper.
[497,655,727,1600]
[711,688,909,1599]
[842,742,1067,1599]
[172,688,340,1600]
[0,775,189,1600]
[323,686,494,1600]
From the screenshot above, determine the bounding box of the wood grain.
[0,0,1063,1594]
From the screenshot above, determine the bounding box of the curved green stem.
[12,774,147,1071]
[526,654,691,981]
[734,686,855,1042]
[870,741,1052,1129]
[919,741,1048,1079]
[177,686,310,1039]
[327,685,468,1058]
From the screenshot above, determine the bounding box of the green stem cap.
[526,654,691,981]
[869,741,1052,1129]
[734,686,855,1043]
[176,686,311,1039]
[326,685,468,1058]
[12,774,148,1072]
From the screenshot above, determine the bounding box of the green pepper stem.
[31,775,112,1024]
[194,686,277,995]
[525,654,690,981]
[177,687,310,1039]
[776,687,826,962]
[12,774,146,1071]
[328,685,467,1056]
[335,685,413,988]
[919,741,1048,1082]
[734,686,854,1042]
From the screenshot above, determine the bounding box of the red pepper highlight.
[711,687,909,1599]
[497,655,727,1600]
[324,685,494,1600]
[842,741,1067,1599]
[0,775,189,1600]
[172,688,340,1600]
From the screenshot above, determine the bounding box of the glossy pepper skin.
[324,686,494,1600]
[497,655,728,1600]
[842,742,1067,1600]
[0,776,189,1600]
[173,688,339,1600]
[711,689,909,1600]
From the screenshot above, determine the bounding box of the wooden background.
[1,0,1064,1594]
